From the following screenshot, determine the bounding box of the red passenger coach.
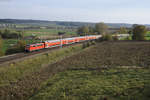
[74,37,80,42]
[44,40,61,48]
[25,35,101,52]
[65,38,76,44]
[62,39,68,44]
[25,43,45,52]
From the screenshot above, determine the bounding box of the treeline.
[0,19,138,28]
[77,22,130,35]
[77,22,148,41]
[0,29,24,39]
[77,22,108,35]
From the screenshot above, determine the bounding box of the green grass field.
[24,29,77,36]
[30,68,150,100]
[146,31,150,34]
[145,31,150,40]
[2,39,18,51]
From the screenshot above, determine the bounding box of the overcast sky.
[0,0,150,24]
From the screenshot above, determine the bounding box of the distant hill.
[0,19,149,28]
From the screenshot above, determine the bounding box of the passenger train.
[25,35,101,52]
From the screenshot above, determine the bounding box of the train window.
[36,44,43,46]
[26,45,30,47]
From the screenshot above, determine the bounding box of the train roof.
[44,37,77,43]
[44,39,60,43]
[64,37,76,40]
[26,42,44,46]
[26,35,101,46]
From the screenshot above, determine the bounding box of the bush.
[113,36,119,41]
[124,36,131,40]
[82,42,89,48]
[132,25,147,40]
[5,40,26,54]
[0,29,23,39]
[101,34,113,41]
[90,41,96,45]
[82,41,93,49]
[17,40,26,51]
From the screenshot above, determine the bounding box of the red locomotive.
[25,35,101,52]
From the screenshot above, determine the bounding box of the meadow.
[30,68,150,100]
[0,41,150,100]
[28,41,150,100]
[0,44,84,100]
[24,29,77,36]
[145,31,150,40]
[0,26,150,100]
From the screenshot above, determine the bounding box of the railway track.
[1,39,149,65]
[0,41,88,65]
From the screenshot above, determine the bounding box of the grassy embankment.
[28,41,150,100]
[0,42,95,100]
[0,44,83,87]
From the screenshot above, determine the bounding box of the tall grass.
[0,44,83,87]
